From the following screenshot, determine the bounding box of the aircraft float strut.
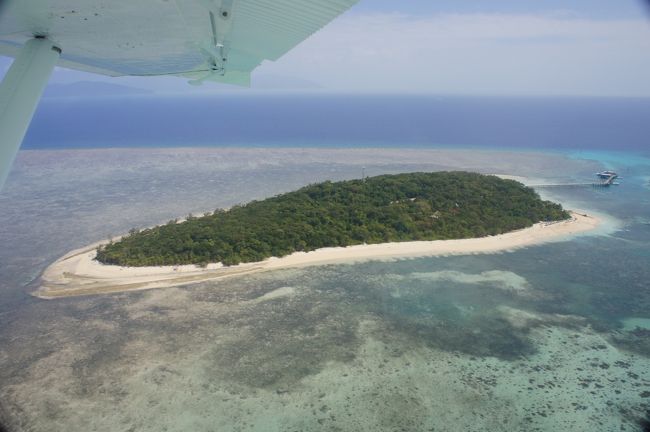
[0,37,60,189]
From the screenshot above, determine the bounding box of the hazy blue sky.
[1,0,650,96]
[351,0,646,18]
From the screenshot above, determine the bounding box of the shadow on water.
[635,410,650,432]
[0,402,14,432]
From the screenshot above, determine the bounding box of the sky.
[1,0,650,96]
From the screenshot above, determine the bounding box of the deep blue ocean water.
[24,94,650,152]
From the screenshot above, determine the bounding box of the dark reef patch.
[204,283,362,390]
[640,415,650,432]
[374,313,535,360]
[0,402,14,432]
[611,328,650,358]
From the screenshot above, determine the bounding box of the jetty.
[530,171,620,190]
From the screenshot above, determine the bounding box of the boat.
[596,170,619,179]
[593,170,621,187]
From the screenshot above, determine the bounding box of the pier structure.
[528,171,620,190]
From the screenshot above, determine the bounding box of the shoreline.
[36,211,601,299]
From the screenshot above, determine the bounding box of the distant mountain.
[43,81,153,98]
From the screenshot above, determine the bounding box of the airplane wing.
[0,0,358,85]
[0,0,359,188]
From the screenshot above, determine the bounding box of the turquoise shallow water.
[565,150,650,171]
[0,147,648,431]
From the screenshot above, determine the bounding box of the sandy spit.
[36,212,600,299]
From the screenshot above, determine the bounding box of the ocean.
[0,95,649,431]
[24,94,650,151]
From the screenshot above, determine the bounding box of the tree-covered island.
[96,172,570,267]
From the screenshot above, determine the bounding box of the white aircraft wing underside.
[0,0,357,85]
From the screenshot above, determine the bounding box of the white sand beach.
[36,211,600,299]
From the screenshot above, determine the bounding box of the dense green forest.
[96,172,570,267]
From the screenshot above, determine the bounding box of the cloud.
[257,12,650,96]
[2,11,649,96]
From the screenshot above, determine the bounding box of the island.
[96,172,569,266]
[37,172,600,299]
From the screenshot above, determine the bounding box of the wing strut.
[0,37,61,189]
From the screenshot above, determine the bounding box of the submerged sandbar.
[36,211,599,299]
